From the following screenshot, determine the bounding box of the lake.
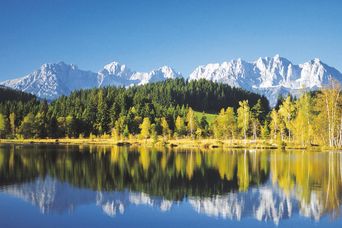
[0,144,341,227]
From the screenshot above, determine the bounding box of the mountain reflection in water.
[0,144,341,226]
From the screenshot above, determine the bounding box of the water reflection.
[0,144,341,225]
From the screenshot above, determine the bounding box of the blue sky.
[0,0,341,80]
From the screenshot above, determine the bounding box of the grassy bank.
[0,137,326,150]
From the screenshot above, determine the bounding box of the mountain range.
[1,55,342,106]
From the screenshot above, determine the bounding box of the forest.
[0,78,341,148]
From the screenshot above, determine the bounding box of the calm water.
[0,144,341,228]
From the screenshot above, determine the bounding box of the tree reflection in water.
[0,144,341,224]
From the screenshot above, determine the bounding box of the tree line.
[0,78,341,148]
[0,79,268,139]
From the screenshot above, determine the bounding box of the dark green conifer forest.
[0,79,269,138]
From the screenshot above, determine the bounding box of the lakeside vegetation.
[0,79,341,149]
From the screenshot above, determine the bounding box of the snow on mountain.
[1,56,341,105]
[0,61,182,100]
[131,66,182,85]
[189,55,342,106]
[97,61,136,87]
[0,62,98,100]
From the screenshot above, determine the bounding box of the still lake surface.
[0,144,341,228]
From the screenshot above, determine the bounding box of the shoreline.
[0,138,330,150]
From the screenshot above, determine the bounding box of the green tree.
[0,113,8,138]
[293,93,314,146]
[237,100,250,142]
[213,109,225,139]
[140,117,151,139]
[9,112,16,137]
[19,113,35,138]
[199,115,209,137]
[261,120,270,140]
[150,123,157,142]
[65,115,76,138]
[161,117,170,139]
[278,96,295,141]
[175,115,186,137]
[251,100,262,140]
[114,116,126,137]
[270,109,279,140]
[34,112,47,138]
[123,125,130,139]
[315,80,342,147]
[226,107,237,140]
[96,90,110,135]
[186,107,196,138]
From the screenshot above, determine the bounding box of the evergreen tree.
[9,112,16,137]
[123,125,130,139]
[96,90,110,134]
[260,120,269,140]
[199,115,209,137]
[251,99,262,140]
[65,115,77,138]
[150,123,158,142]
[19,113,35,138]
[0,113,8,138]
[34,112,47,138]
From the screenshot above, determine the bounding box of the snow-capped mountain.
[0,62,98,100]
[0,61,182,100]
[1,56,341,105]
[189,55,342,106]
[131,66,182,85]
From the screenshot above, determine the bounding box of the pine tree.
[251,100,262,140]
[96,90,110,135]
[34,112,47,138]
[123,125,130,139]
[19,113,35,139]
[150,123,158,142]
[199,115,209,137]
[65,115,76,138]
[9,112,16,137]
[0,113,8,138]
[261,120,269,140]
